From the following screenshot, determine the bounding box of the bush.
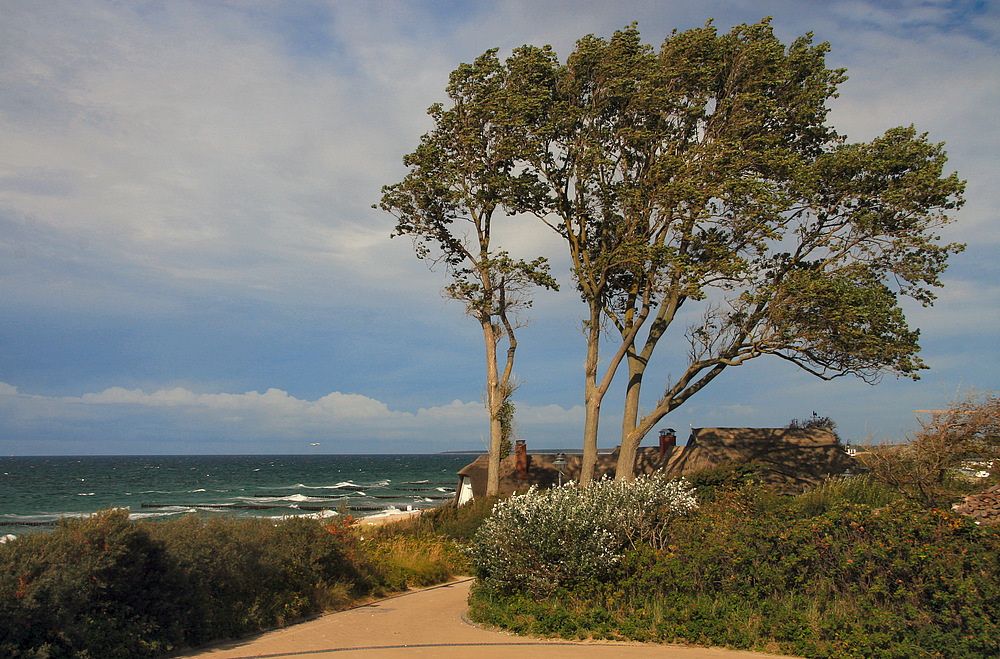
[146,513,372,645]
[470,473,697,595]
[366,495,499,545]
[862,390,1000,507]
[685,461,767,502]
[469,484,1000,658]
[362,535,461,591]
[0,509,183,658]
[0,508,462,657]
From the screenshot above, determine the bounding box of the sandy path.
[172,578,796,659]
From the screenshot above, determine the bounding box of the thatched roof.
[668,427,852,491]
[456,427,852,497]
[457,452,616,498]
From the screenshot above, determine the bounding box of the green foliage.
[423,495,501,544]
[684,461,767,502]
[470,474,697,595]
[438,20,964,482]
[365,496,500,546]
[0,509,182,658]
[361,535,461,592]
[146,514,372,645]
[794,473,900,516]
[469,484,1000,658]
[0,510,461,658]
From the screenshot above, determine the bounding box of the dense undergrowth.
[0,505,481,658]
[468,473,1000,659]
[6,468,998,659]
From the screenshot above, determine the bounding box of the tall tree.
[502,19,964,481]
[378,51,556,495]
[501,32,660,484]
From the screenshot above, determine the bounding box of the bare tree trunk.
[615,438,639,482]
[615,295,681,481]
[579,305,603,486]
[581,383,600,486]
[616,351,644,481]
[483,321,503,496]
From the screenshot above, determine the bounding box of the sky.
[0,0,997,455]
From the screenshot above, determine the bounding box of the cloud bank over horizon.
[0,380,585,455]
[1,1,997,455]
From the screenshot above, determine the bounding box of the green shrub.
[0,509,183,658]
[145,513,374,644]
[0,508,463,658]
[685,461,767,502]
[363,535,463,591]
[470,474,697,595]
[469,486,1000,658]
[366,495,500,545]
[423,495,500,543]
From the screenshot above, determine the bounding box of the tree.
[500,32,664,484]
[377,50,557,496]
[862,390,1000,507]
[501,19,964,482]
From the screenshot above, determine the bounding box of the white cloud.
[0,2,996,455]
[0,381,585,453]
[0,1,446,313]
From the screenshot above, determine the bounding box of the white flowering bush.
[470,472,697,595]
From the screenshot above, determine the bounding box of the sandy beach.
[355,510,425,527]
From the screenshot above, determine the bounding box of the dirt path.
[173,578,796,658]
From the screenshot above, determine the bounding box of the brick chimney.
[658,428,676,458]
[515,439,528,480]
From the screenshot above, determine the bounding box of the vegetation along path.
[174,577,797,659]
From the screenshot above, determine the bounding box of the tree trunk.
[580,382,600,486]
[616,346,660,481]
[615,437,639,482]
[616,351,644,481]
[579,308,603,486]
[482,321,503,496]
[616,295,681,481]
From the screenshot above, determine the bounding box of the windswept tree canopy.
[383,18,964,483]
[503,19,964,480]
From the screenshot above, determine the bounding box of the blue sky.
[1,0,997,455]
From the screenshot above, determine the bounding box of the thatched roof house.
[456,427,852,502]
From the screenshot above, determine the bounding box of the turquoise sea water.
[0,454,474,535]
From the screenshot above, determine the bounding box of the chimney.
[658,428,676,458]
[515,439,528,481]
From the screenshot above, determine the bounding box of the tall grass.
[794,473,900,516]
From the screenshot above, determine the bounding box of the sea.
[0,454,476,537]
